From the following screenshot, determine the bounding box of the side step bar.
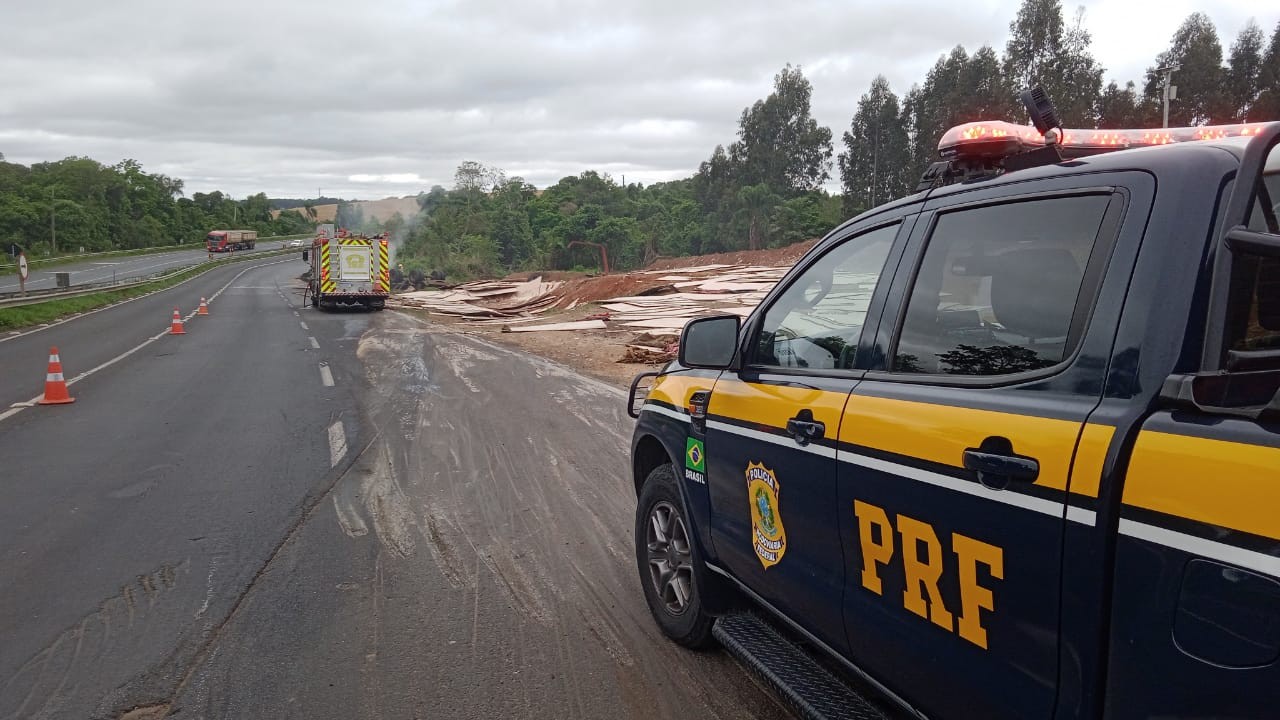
[714,612,893,720]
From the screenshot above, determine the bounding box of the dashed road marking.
[0,260,290,426]
[300,321,309,330]
[319,363,335,387]
[328,421,347,467]
[309,337,320,349]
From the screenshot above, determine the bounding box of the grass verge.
[0,250,294,332]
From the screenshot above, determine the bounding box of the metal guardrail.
[0,247,298,309]
[0,234,311,271]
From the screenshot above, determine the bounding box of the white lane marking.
[293,311,299,317]
[319,364,335,387]
[332,495,369,537]
[0,257,293,345]
[300,321,309,330]
[328,421,347,467]
[642,404,689,423]
[0,260,291,426]
[309,337,320,349]
[1120,518,1280,579]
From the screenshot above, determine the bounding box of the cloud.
[1,0,1272,198]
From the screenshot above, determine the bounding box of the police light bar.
[938,120,1271,159]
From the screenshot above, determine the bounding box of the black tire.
[635,464,717,649]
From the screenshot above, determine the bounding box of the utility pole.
[49,186,56,255]
[1158,63,1180,129]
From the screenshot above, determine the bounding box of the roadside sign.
[18,252,28,296]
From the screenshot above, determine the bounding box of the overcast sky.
[1,1,1273,199]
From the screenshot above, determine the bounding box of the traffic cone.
[197,297,209,315]
[169,307,186,335]
[38,347,75,405]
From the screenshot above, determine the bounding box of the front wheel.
[635,464,716,648]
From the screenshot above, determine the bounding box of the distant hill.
[355,197,420,222]
[271,203,338,223]
[270,197,345,210]
[270,197,420,225]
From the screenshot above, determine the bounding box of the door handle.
[963,436,1039,489]
[785,409,825,446]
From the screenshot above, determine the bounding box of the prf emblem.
[746,462,786,569]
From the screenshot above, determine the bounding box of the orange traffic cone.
[169,307,186,335]
[38,347,75,405]
[198,297,209,315]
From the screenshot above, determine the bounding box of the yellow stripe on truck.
[1124,431,1280,541]
[839,396,1083,494]
[1066,423,1113,499]
[379,239,390,292]
[647,374,717,413]
[709,378,847,432]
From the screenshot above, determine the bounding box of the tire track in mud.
[1,563,185,720]
[337,312,788,720]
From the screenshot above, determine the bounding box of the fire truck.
[305,229,390,310]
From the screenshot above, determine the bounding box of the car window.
[753,223,897,370]
[892,195,1112,376]
[1238,171,1280,353]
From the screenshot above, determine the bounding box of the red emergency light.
[939,120,1271,159]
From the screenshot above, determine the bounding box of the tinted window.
[893,196,1111,376]
[753,224,897,370]
[1237,171,1280,353]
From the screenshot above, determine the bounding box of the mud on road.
[172,310,786,719]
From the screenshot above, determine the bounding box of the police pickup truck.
[627,92,1280,720]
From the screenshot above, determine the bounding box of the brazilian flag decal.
[685,437,705,473]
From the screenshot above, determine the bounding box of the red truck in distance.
[205,230,257,253]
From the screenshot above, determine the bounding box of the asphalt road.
[0,259,784,719]
[0,241,295,293]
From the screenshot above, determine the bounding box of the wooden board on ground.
[503,319,608,333]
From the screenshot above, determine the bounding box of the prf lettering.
[853,499,1004,649]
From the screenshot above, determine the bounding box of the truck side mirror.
[679,315,740,369]
[302,249,309,262]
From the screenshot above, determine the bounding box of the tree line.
[4,0,1275,274]
[388,1,1279,279]
[0,155,311,258]
[842,4,1280,214]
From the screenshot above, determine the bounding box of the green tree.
[729,65,833,195]
[736,184,781,251]
[839,75,911,217]
[1144,13,1226,125]
[1097,81,1147,128]
[1225,20,1267,121]
[904,46,1016,180]
[1252,22,1280,120]
[1003,0,1103,125]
